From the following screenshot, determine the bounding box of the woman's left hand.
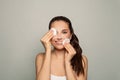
[63,43,76,62]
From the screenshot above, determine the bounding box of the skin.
[36,20,88,80]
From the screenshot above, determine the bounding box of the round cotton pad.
[62,38,70,45]
[51,28,57,36]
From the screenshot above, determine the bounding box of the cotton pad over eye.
[62,38,70,45]
[51,28,57,36]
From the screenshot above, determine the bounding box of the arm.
[64,43,77,80]
[65,55,88,80]
[65,60,77,80]
[64,43,88,80]
[36,51,51,80]
[35,30,54,80]
[76,55,88,80]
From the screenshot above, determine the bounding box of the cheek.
[65,33,71,39]
[51,36,56,42]
[61,32,71,38]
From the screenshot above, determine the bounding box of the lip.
[55,41,63,45]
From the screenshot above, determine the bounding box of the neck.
[52,48,65,59]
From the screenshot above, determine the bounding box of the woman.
[36,16,88,80]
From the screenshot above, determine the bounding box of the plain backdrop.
[0,0,120,80]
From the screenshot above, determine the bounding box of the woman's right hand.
[40,29,54,51]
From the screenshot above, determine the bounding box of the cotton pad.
[51,28,57,36]
[62,38,70,45]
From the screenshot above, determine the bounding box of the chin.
[53,45,65,50]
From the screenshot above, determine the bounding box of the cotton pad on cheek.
[62,38,70,45]
[51,28,57,36]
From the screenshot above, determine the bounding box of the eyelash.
[62,31,67,34]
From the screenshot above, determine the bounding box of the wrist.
[45,47,51,52]
[65,60,71,65]
[45,49,51,55]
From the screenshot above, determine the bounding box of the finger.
[43,32,53,42]
[43,30,53,39]
[41,30,54,41]
[64,43,76,54]
[64,43,71,53]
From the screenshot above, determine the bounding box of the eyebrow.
[62,29,69,31]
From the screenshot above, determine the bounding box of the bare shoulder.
[35,52,45,74]
[82,55,88,68]
[82,55,88,62]
[76,55,88,80]
[35,52,45,66]
[36,52,45,60]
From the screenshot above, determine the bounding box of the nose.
[55,33,62,40]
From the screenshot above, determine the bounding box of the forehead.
[51,20,69,30]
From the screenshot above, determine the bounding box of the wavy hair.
[48,16,84,76]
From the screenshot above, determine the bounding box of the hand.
[40,30,54,51]
[63,43,76,62]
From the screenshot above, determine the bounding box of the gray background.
[0,0,120,80]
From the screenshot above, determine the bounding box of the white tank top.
[51,74,66,80]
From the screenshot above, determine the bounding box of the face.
[50,20,72,50]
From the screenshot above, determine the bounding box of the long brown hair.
[49,16,84,76]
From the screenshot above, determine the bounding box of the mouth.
[55,41,63,45]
